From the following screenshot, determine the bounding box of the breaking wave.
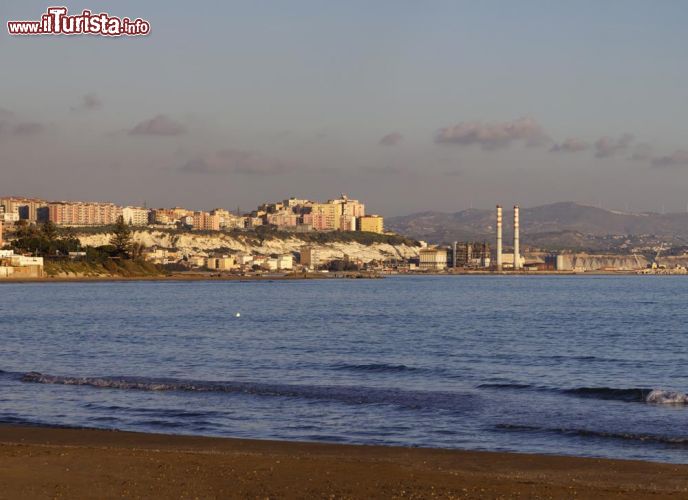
[645,389,688,404]
[479,383,687,404]
[19,371,475,411]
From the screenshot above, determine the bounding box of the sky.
[1,1,688,216]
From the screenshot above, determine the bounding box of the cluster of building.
[415,205,524,271]
[417,241,493,270]
[142,245,354,273]
[0,194,385,234]
[0,225,43,277]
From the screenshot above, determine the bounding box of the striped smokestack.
[513,205,520,270]
[496,205,503,271]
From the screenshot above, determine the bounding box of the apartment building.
[150,207,195,225]
[0,197,49,222]
[210,208,244,229]
[192,211,221,231]
[303,203,340,231]
[121,206,150,226]
[358,215,384,234]
[340,214,357,231]
[266,212,299,227]
[300,245,321,269]
[0,211,19,223]
[329,194,365,217]
[48,201,120,226]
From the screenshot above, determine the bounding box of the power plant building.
[450,242,491,268]
[419,247,448,270]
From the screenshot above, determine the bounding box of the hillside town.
[0,194,384,234]
[2,195,688,279]
[0,194,390,278]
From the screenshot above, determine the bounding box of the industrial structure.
[513,205,521,270]
[496,205,503,270]
[450,241,490,269]
[494,204,522,271]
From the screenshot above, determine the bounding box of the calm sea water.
[1,276,688,463]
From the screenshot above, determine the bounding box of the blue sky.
[1,1,687,215]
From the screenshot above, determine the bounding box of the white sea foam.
[646,389,688,404]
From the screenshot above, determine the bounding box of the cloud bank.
[130,115,186,136]
[71,93,103,111]
[0,108,47,137]
[179,149,290,175]
[651,150,688,168]
[379,132,403,146]
[594,133,634,158]
[434,117,549,150]
[549,137,588,153]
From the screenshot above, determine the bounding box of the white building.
[499,253,525,270]
[0,212,20,222]
[236,254,254,266]
[419,247,447,271]
[277,254,293,270]
[10,255,44,267]
[121,206,150,226]
[263,258,279,271]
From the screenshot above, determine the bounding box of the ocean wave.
[478,383,685,404]
[20,371,475,411]
[646,389,688,404]
[331,363,422,373]
[478,383,650,402]
[562,387,652,402]
[477,383,536,390]
[495,423,688,446]
[0,369,24,380]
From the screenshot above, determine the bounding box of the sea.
[1,275,687,463]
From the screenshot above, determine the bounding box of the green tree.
[110,216,133,258]
[41,221,58,243]
[14,220,33,239]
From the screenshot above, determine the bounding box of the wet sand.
[1,425,686,498]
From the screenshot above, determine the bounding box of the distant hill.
[387,202,688,251]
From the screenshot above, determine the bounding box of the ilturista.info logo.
[7,6,150,36]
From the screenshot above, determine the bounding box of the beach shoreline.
[1,424,686,498]
[0,269,651,284]
[0,271,368,284]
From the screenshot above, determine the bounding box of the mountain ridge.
[387,202,688,250]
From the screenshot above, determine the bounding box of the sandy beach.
[1,425,686,499]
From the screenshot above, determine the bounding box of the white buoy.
[235,312,241,317]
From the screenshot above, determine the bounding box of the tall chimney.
[513,205,520,270]
[496,205,503,271]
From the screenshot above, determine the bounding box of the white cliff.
[76,230,420,263]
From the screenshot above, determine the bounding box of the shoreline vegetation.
[1,424,687,498]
